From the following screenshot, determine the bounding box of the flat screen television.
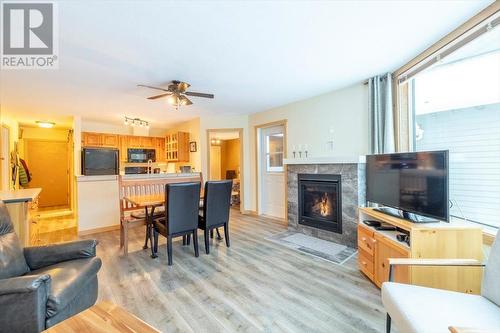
[82,148,119,176]
[366,150,449,222]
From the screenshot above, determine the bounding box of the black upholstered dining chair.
[198,180,232,254]
[152,182,201,265]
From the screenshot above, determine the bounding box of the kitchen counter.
[121,172,201,180]
[0,188,41,246]
[77,172,202,234]
[0,188,42,203]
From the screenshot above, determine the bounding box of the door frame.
[23,137,72,209]
[206,128,244,213]
[254,120,287,221]
[0,124,11,190]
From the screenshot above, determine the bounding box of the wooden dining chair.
[197,180,232,254]
[153,182,201,265]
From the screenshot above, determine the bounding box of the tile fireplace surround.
[285,157,366,249]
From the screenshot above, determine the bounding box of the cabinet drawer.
[358,225,376,256]
[358,248,374,279]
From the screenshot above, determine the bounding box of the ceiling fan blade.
[185,91,214,98]
[138,84,170,92]
[180,95,193,105]
[178,82,190,93]
[147,93,171,100]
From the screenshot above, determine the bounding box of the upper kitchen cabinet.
[127,135,142,148]
[101,134,119,147]
[165,131,189,162]
[155,137,166,162]
[140,136,155,148]
[82,132,102,147]
[81,132,168,162]
[82,132,118,148]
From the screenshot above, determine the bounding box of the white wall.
[81,119,133,135]
[248,83,369,211]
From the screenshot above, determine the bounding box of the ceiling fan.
[138,80,214,110]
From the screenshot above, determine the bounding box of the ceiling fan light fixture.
[167,95,180,105]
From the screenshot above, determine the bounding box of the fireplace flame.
[320,192,330,217]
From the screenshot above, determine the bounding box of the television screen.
[366,150,449,221]
[82,148,119,175]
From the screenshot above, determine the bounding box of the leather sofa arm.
[0,274,51,332]
[24,239,98,270]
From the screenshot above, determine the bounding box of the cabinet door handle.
[361,261,367,266]
[362,237,367,241]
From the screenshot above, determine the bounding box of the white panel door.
[260,125,285,219]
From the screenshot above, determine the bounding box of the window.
[406,25,500,228]
[266,133,284,172]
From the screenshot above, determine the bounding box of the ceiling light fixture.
[36,121,55,128]
[124,117,149,129]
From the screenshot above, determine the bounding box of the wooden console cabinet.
[358,207,484,294]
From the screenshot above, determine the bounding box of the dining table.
[124,190,204,258]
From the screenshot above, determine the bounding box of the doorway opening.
[256,121,287,220]
[19,126,77,245]
[207,129,243,211]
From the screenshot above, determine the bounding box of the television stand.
[373,207,440,223]
[357,207,483,294]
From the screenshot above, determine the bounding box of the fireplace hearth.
[298,174,342,234]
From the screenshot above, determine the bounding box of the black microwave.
[82,148,119,175]
[127,148,156,163]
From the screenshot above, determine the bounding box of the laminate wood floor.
[84,210,387,333]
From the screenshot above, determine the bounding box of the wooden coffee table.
[43,301,160,333]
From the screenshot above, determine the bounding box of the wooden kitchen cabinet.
[81,132,170,163]
[165,132,189,162]
[101,134,119,147]
[82,132,102,147]
[82,132,118,148]
[127,135,142,148]
[140,136,155,148]
[119,135,128,162]
[155,137,165,162]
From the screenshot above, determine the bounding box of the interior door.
[259,125,285,218]
[210,145,221,180]
[25,140,70,208]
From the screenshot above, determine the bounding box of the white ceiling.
[0,0,493,128]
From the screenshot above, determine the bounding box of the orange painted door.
[25,140,70,208]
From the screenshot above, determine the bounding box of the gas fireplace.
[298,174,342,234]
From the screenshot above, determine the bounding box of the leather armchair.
[0,201,102,332]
